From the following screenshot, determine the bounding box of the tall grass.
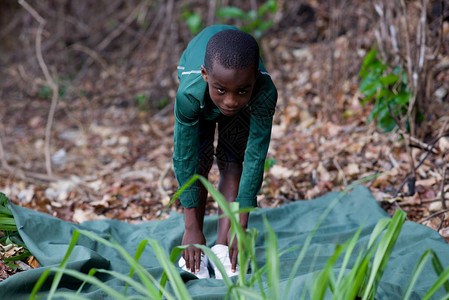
[17,176,449,299]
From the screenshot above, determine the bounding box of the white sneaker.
[178,253,210,279]
[210,244,239,279]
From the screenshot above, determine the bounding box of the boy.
[174,24,277,279]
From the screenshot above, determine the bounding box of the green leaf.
[0,216,17,226]
[185,13,202,35]
[361,47,378,69]
[216,6,248,19]
[259,0,277,16]
[379,74,400,86]
[396,91,411,105]
[0,224,17,231]
[2,250,32,262]
[359,76,381,98]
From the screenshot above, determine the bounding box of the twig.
[0,133,11,171]
[441,153,448,209]
[130,1,165,54]
[388,104,416,195]
[399,0,413,91]
[392,133,449,198]
[158,162,172,206]
[0,166,59,183]
[432,0,445,57]
[437,214,445,232]
[74,1,148,83]
[97,2,147,52]
[155,0,174,55]
[333,157,348,186]
[420,208,449,224]
[69,43,109,70]
[207,0,217,26]
[19,0,58,177]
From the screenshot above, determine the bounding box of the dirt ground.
[1,0,449,278]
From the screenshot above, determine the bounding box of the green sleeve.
[235,85,277,208]
[173,90,201,208]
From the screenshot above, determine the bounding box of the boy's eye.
[238,90,248,95]
[217,88,225,94]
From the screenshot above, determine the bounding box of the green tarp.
[1,185,448,299]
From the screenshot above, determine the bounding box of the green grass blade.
[48,267,129,299]
[351,254,371,299]
[76,268,97,294]
[263,216,280,300]
[367,218,390,250]
[47,292,90,300]
[78,230,162,297]
[195,244,234,286]
[0,224,17,231]
[403,249,432,300]
[159,244,185,294]
[336,225,364,286]
[2,250,31,262]
[30,269,52,300]
[431,252,449,292]
[0,207,14,216]
[48,230,81,299]
[335,248,366,300]
[361,209,406,300]
[232,286,266,299]
[312,244,345,300]
[197,176,250,247]
[282,174,381,300]
[97,269,157,298]
[423,267,449,300]
[124,239,148,295]
[0,216,17,226]
[148,239,192,300]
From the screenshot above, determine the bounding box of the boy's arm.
[235,90,277,208]
[173,92,207,273]
[173,93,201,208]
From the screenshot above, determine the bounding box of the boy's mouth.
[219,107,239,115]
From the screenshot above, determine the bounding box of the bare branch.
[19,0,59,177]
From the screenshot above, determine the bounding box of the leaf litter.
[0,0,449,278]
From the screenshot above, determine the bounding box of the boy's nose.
[224,96,239,109]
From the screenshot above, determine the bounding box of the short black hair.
[204,29,259,74]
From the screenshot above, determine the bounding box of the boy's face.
[201,62,257,116]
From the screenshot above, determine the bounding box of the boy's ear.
[201,65,208,82]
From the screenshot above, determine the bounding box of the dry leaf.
[27,256,39,268]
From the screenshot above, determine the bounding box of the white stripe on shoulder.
[177,66,185,70]
[260,71,271,76]
[181,70,202,75]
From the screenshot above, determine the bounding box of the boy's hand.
[228,236,239,273]
[182,228,206,273]
[227,215,248,273]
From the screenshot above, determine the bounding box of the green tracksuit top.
[174,24,277,208]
